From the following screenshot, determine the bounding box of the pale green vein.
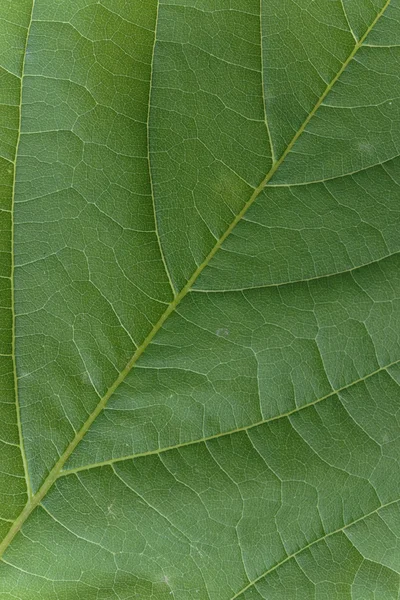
[192,249,400,294]
[0,0,391,561]
[259,0,276,163]
[266,153,400,187]
[339,0,358,42]
[230,498,400,599]
[265,153,400,187]
[58,357,400,476]
[147,1,177,297]
[10,0,35,502]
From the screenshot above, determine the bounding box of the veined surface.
[0,0,400,598]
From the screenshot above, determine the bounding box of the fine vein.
[0,0,391,561]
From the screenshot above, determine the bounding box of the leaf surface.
[0,0,400,598]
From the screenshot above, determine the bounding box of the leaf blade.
[0,1,399,599]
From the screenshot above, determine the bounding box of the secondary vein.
[10,0,36,502]
[259,0,276,163]
[58,356,400,476]
[147,0,177,296]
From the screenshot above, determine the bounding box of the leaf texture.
[0,0,400,598]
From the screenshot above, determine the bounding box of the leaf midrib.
[0,0,391,562]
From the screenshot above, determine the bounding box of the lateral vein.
[147,1,177,296]
[259,0,276,163]
[10,0,36,502]
[58,357,400,476]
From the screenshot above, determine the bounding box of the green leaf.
[0,0,399,598]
